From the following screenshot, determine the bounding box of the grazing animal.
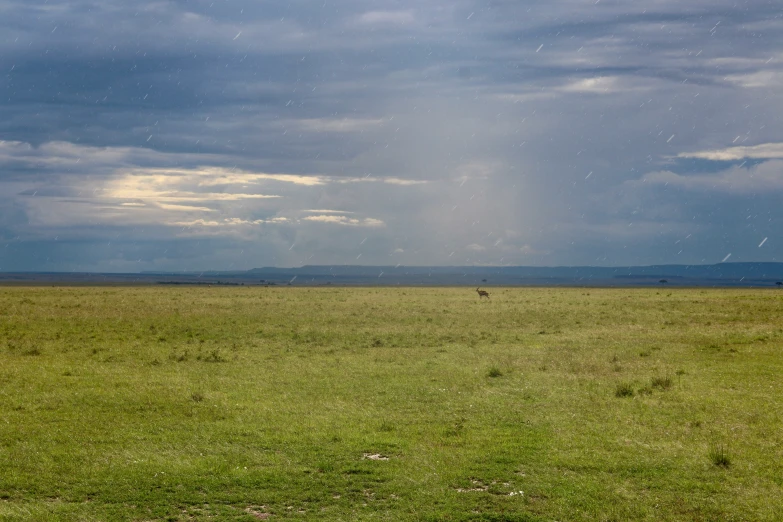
[476,287,490,299]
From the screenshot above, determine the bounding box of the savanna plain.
[1,286,782,521]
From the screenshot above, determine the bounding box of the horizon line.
[1,260,782,275]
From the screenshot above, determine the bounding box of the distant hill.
[2,263,783,286]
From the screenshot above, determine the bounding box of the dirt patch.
[245,506,272,519]
[362,453,389,461]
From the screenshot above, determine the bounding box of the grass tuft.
[487,366,503,378]
[202,349,227,363]
[709,443,731,467]
[615,382,634,397]
[651,375,673,390]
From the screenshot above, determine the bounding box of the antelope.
[476,287,490,299]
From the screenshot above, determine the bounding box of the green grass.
[1,286,783,520]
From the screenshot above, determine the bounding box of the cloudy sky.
[1,0,782,271]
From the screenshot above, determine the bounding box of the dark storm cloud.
[1,0,782,270]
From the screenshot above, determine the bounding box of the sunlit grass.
[1,286,782,520]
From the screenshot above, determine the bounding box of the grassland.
[1,286,782,521]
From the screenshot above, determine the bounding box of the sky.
[1,0,782,271]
